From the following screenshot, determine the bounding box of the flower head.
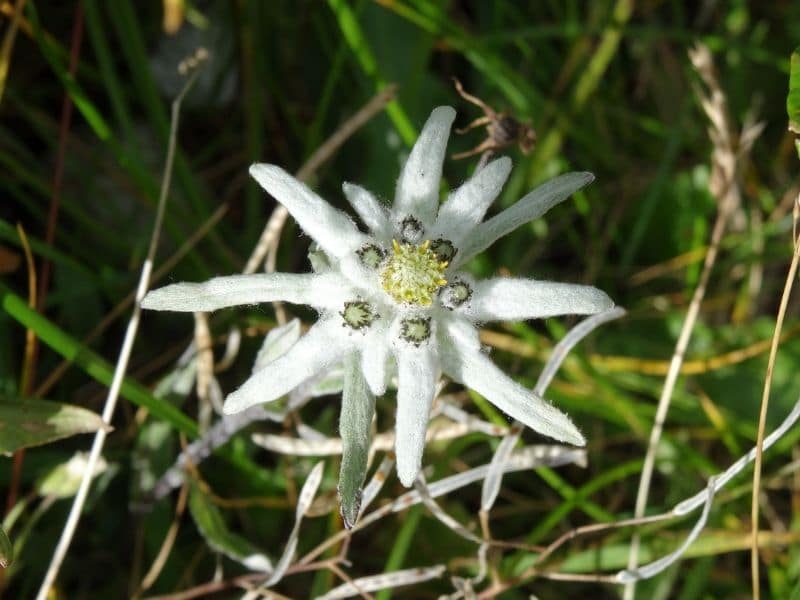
[142,106,613,527]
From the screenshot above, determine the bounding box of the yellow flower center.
[380,240,448,305]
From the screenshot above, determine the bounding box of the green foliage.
[0,526,11,569]
[788,46,800,135]
[187,482,273,573]
[2,1,800,597]
[0,398,105,454]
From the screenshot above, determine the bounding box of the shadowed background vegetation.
[2,1,800,598]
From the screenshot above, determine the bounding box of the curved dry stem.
[750,214,800,598]
[36,55,205,600]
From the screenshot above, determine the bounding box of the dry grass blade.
[299,446,586,566]
[252,417,507,457]
[413,475,482,544]
[592,324,800,376]
[358,455,394,517]
[388,447,586,515]
[260,461,324,588]
[134,482,190,597]
[193,311,221,430]
[317,565,446,600]
[750,199,800,598]
[619,478,717,583]
[7,223,37,514]
[14,223,36,401]
[624,42,762,598]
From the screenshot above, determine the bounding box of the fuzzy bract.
[142,106,613,527]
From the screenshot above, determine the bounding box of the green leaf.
[338,354,375,529]
[0,398,106,454]
[35,452,109,499]
[0,284,199,437]
[188,482,272,573]
[788,46,800,134]
[0,525,11,568]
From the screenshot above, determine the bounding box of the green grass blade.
[0,285,198,437]
[327,0,416,145]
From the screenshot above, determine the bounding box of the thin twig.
[35,54,206,600]
[134,482,190,596]
[327,562,374,600]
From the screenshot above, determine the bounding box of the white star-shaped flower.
[143,106,613,527]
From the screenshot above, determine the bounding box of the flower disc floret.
[341,300,377,330]
[380,239,448,305]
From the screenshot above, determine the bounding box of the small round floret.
[341,300,377,330]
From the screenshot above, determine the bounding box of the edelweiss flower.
[143,106,613,527]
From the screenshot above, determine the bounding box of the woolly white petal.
[142,272,354,313]
[453,172,594,268]
[252,318,301,373]
[464,278,614,322]
[393,106,456,226]
[440,317,585,446]
[343,182,392,240]
[223,318,354,414]
[249,163,368,258]
[338,253,382,295]
[360,322,391,396]
[394,344,438,487]
[432,157,512,244]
